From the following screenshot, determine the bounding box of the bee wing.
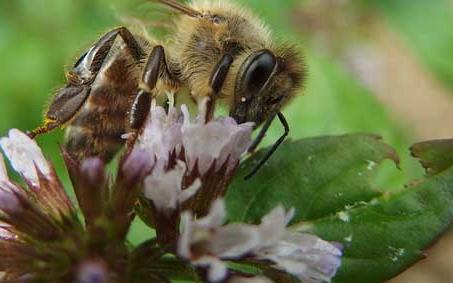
[109,0,184,39]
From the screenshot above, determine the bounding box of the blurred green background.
[0,0,452,282]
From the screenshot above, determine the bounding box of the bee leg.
[130,46,174,131]
[244,112,289,180]
[247,113,277,154]
[205,54,234,121]
[28,27,144,139]
[83,27,144,75]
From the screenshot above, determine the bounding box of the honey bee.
[28,0,305,178]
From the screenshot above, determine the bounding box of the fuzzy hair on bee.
[28,0,305,176]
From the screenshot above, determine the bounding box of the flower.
[132,99,253,176]
[0,130,145,282]
[132,99,253,215]
[178,199,342,283]
[129,99,254,247]
[0,130,81,281]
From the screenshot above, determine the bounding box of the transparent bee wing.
[109,0,179,39]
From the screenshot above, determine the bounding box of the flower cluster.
[0,101,342,283]
[179,200,342,283]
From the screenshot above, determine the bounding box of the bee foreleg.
[205,54,234,121]
[244,112,289,180]
[247,112,277,153]
[210,54,234,95]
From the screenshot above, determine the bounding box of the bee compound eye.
[242,50,277,95]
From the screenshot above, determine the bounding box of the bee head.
[230,46,305,126]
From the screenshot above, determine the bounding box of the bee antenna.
[244,112,289,180]
[153,0,202,18]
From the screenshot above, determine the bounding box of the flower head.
[129,100,253,247]
[0,130,81,281]
[178,199,342,283]
[0,130,144,282]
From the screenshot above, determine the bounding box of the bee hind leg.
[28,27,144,139]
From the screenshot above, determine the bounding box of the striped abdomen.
[65,55,140,162]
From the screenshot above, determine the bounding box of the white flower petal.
[0,129,50,186]
[178,212,193,258]
[259,206,288,246]
[196,199,226,228]
[0,224,13,240]
[144,161,186,212]
[213,224,261,258]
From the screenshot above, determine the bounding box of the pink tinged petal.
[0,186,20,214]
[181,105,253,174]
[136,104,183,165]
[0,129,50,186]
[0,154,21,213]
[182,119,253,174]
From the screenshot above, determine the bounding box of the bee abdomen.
[64,94,131,162]
[66,128,123,162]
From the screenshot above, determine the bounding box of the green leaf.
[312,162,453,283]
[227,134,399,224]
[227,136,453,282]
[411,139,453,176]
